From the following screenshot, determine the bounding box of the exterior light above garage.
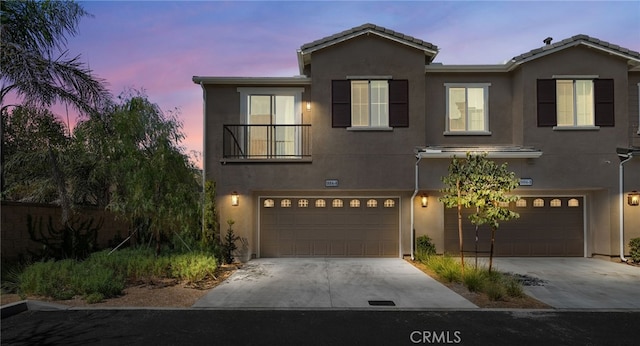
[231,191,239,206]
[421,194,428,208]
[629,191,640,206]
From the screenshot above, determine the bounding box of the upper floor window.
[351,80,388,127]
[537,78,614,128]
[332,79,408,129]
[445,83,490,134]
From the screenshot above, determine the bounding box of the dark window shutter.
[331,80,351,127]
[389,79,409,127]
[594,79,614,127]
[537,79,557,127]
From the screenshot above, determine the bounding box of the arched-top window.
[516,199,527,208]
[264,199,275,208]
[533,198,545,207]
[498,201,510,208]
[383,199,395,208]
[298,199,309,208]
[349,199,361,208]
[366,199,378,208]
[281,199,292,208]
[332,199,343,208]
[315,199,326,208]
[568,198,580,207]
[550,199,562,207]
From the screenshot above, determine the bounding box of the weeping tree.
[98,92,201,255]
[439,153,520,271]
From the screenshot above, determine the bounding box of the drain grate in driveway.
[368,300,396,306]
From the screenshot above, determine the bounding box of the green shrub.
[415,235,436,261]
[18,259,78,300]
[426,256,461,282]
[462,268,485,292]
[503,277,525,298]
[171,253,218,283]
[484,281,506,301]
[629,238,640,263]
[84,292,105,304]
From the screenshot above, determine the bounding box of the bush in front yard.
[629,238,640,263]
[415,235,437,261]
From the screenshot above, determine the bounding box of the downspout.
[410,153,423,260]
[619,153,633,262]
[200,81,207,241]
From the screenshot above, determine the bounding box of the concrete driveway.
[485,257,640,310]
[193,258,478,309]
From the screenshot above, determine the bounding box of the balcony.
[223,124,312,161]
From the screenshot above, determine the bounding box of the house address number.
[325,179,339,187]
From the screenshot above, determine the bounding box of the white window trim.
[553,125,600,131]
[237,87,304,124]
[444,83,491,135]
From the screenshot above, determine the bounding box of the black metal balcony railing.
[223,124,312,160]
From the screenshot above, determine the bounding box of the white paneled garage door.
[444,196,584,256]
[260,197,399,257]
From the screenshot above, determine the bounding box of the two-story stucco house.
[193,24,640,262]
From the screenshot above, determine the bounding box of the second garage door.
[444,196,584,256]
[260,197,399,257]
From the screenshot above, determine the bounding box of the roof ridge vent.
[543,37,553,45]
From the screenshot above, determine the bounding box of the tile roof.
[512,34,640,62]
[299,23,438,55]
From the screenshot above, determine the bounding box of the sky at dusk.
[13,1,640,167]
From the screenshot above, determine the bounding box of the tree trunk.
[489,227,496,272]
[457,179,465,270]
[48,146,71,225]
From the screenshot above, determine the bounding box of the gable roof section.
[297,23,438,74]
[511,34,640,69]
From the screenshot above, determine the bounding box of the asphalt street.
[2,309,639,345]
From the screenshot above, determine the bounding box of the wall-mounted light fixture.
[628,191,640,206]
[306,102,311,110]
[421,194,428,208]
[231,191,239,206]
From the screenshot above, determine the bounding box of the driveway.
[484,257,640,309]
[192,258,478,309]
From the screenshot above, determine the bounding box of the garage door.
[444,197,584,256]
[260,197,399,257]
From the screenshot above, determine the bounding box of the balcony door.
[239,88,303,159]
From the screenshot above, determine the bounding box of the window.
[237,87,304,158]
[281,199,292,208]
[263,199,275,208]
[352,80,388,127]
[349,199,361,208]
[332,79,408,128]
[533,198,545,207]
[498,201,510,208]
[383,199,395,208]
[315,199,326,208]
[445,83,490,134]
[332,199,344,208]
[550,199,562,207]
[537,78,614,127]
[568,198,580,207]
[366,199,378,208]
[298,199,309,208]
[557,80,594,126]
[516,199,527,208]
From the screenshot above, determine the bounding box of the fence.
[1,202,129,260]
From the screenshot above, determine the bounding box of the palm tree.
[0,0,110,114]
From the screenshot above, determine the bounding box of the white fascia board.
[193,76,312,85]
[425,64,510,73]
[416,150,543,159]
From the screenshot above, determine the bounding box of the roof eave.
[192,76,312,85]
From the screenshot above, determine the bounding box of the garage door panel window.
[367,199,378,208]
